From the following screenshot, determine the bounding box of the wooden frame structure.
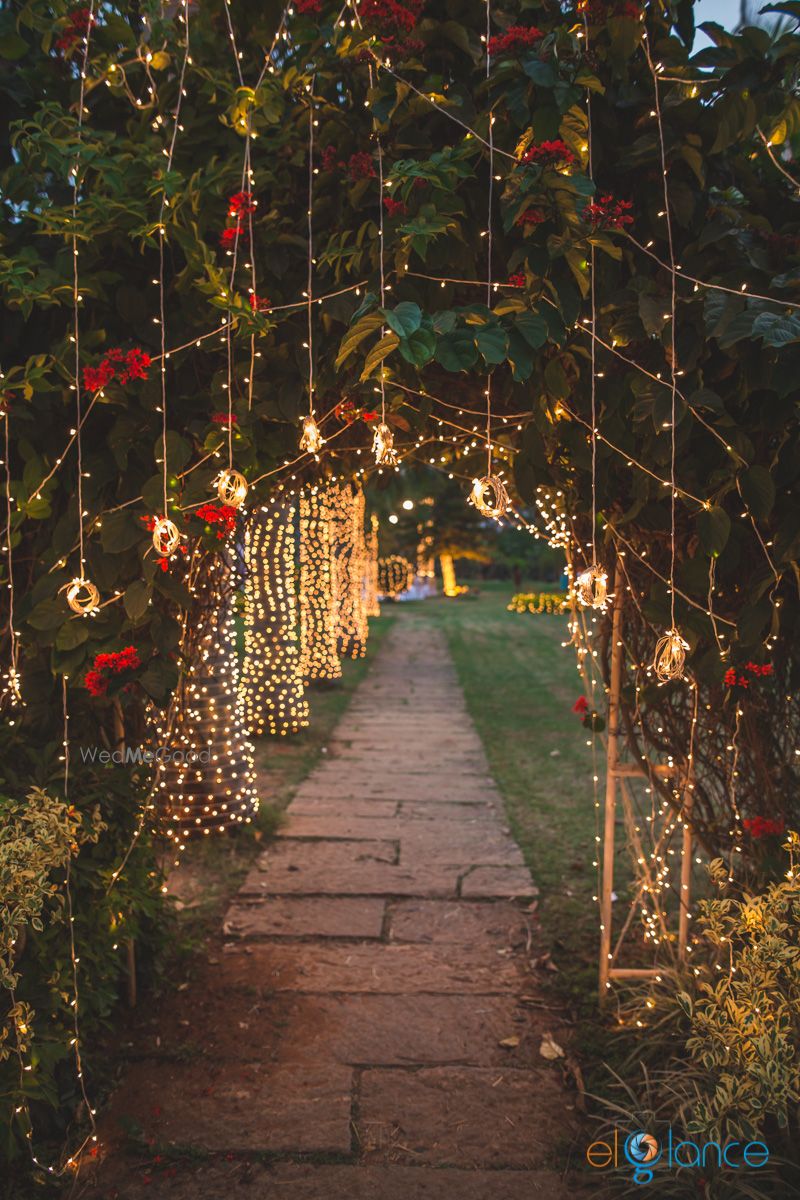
[598,561,694,1003]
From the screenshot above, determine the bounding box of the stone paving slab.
[223,896,386,939]
[214,942,523,993]
[255,993,546,1067]
[388,899,530,945]
[80,1161,576,1199]
[286,797,400,819]
[461,866,538,899]
[357,1066,577,1169]
[240,858,459,898]
[101,1061,353,1154]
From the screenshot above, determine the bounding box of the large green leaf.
[385,301,422,339]
[475,325,508,365]
[740,465,775,520]
[697,505,731,557]
[435,328,479,372]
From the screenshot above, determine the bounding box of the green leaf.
[514,312,547,350]
[360,331,400,381]
[55,620,89,652]
[522,59,557,88]
[398,326,436,367]
[124,580,153,624]
[740,465,775,520]
[475,325,508,365]
[384,301,422,339]
[506,328,534,381]
[435,328,479,372]
[27,599,67,632]
[697,505,731,557]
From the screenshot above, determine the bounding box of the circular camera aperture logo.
[626,1131,660,1164]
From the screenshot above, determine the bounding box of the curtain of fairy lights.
[241,499,309,736]
[329,481,368,660]
[156,552,257,842]
[299,484,342,682]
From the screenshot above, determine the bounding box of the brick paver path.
[83,619,580,1199]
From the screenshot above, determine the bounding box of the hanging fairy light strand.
[300,83,324,455]
[63,0,100,617]
[2,410,21,708]
[644,30,687,683]
[152,0,191,559]
[371,119,398,468]
[469,2,508,520]
[575,15,607,613]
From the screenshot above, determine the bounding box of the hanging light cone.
[469,474,509,519]
[653,628,689,682]
[216,468,248,509]
[576,563,608,610]
[372,421,398,466]
[299,414,324,454]
[64,575,100,616]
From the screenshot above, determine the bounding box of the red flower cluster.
[507,272,526,288]
[724,661,773,689]
[196,502,238,539]
[515,206,546,228]
[348,151,377,181]
[295,0,323,11]
[572,695,588,714]
[321,145,340,172]
[56,7,93,54]
[583,195,634,229]
[334,398,377,424]
[579,0,640,20]
[383,35,425,60]
[383,196,408,217]
[360,0,423,36]
[487,26,543,58]
[249,292,271,312]
[520,139,576,168]
[85,646,141,697]
[211,412,238,426]
[228,191,257,218]
[743,816,785,839]
[220,226,249,250]
[83,348,151,392]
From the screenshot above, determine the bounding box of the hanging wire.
[158,0,192,511]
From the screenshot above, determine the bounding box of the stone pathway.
[81,619,581,1199]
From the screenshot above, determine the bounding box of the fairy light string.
[156,0,191,526]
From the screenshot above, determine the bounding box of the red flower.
[211,412,238,425]
[295,0,323,10]
[362,410,378,422]
[724,667,737,687]
[83,349,150,392]
[82,361,115,392]
[520,139,576,168]
[743,816,785,839]
[514,206,546,228]
[249,293,271,312]
[360,0,423,36]
[228,191,257,218]
[140,514,157,531]
[383,196,408,217]
[321,145,341,172]
[84,669,107,697]
[220,225,248,250]
[507,272,526,288]
[196,502,238,539]
[487,26,543,58]
[347,151,376,181]
[583,195,634,230]
[573,695,589,715]
[84,646,141,697]
[56,7,93,55]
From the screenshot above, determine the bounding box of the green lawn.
[401,582,608,1023]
